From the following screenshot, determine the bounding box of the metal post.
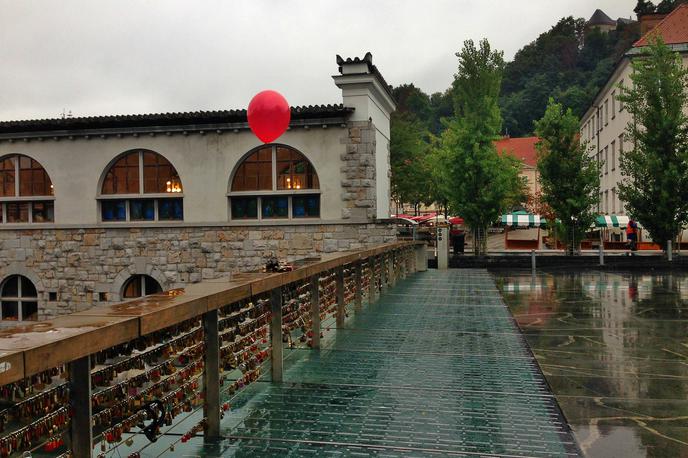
[353,262,363,310]
[336,266,345,326]
[599,244,605,266]
[69,356,92,458]
[270,288,283,382]
[368,256,376,304]
[668,240,673,262]
[203,309,220,439]
[310,275,320,349]
[531,249,536,273]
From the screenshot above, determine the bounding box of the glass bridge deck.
[136,269,581,457]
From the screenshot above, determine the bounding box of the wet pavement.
[495,270,688,458]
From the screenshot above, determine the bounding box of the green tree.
[390,114,432,215]
[617,37,688,252]
[535,99,600,254]
[440,39,524,255]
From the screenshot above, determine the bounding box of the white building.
[0,53,397,323]
[580,5,688,223]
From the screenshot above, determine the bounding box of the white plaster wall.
[0,126,350,226]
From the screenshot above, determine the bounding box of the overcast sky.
[0,0,635,121]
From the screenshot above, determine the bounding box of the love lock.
[135,400,166,443]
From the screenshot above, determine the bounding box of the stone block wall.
[341,120,377,220]
[0,223,395,321]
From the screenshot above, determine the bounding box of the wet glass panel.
[130,199,155,221]
[261,196,288,218]
[102,152,140,194]
[292,195,320,218]
[101,200,127,221]
[6,202,29,223]
[32,201,54,223]
[158,198,183,220]
[21,301,38,321]
[1,301,18,320]
[0,156,16,197]
[231,197,258,219]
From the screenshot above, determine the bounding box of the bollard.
[668,240,673,262]
[599,244,604,266]
[531,250,536,273]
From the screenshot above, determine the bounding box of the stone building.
[0,53,397,323]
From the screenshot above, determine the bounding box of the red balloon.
[247,90,291,143]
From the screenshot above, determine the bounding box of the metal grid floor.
[202,269,581,457]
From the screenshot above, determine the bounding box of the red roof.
[634,4,688,47]
[494,136,539,168]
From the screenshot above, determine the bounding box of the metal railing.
[0,241,426,458]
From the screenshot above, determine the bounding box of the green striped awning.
[501,213,546,228]
[595,215,629,228]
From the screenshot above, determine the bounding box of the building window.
[0,275,38,321]
[605,190,609,213]
[619,79,625,111]
[619,134,624,156]
[100,150,183,222]
[604,146,609,174]
[611,91,616,118]
[611,141,616,171]
[611,188,616,214]
[604,100,609,126]
[229,145,321,220]
[0,155,54,224]
[122,275,162,299]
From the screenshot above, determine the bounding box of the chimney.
[638,12,667,35]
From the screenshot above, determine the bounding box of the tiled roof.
[0,104,354,134]
[336,52,395,100]
[588,9,616,26]
[494,136,539,168]
[635,4,688,46]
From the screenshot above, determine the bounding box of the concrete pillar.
[437,227,449,270]
[69,356,92,458]
[415,244,428,271]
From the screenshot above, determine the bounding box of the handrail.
[0,241,423,386]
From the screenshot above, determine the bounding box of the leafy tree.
[617,37,688,252]
[634,0,656,14]
[535,99,600,254]
[440,39,524,255]
[390,114,432,215]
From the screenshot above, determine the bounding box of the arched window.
[0,275,38,321]
[100,150,183,222]
[0,155,54,224]
[229,145,320,220]
[122,275,162,299]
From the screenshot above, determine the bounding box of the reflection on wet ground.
[495,270,688,458]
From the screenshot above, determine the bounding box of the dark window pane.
[276,147,319,190]
[102,152,140,194]
[6,202,29,223]
[1,301,18,320]
[130,199,155,221]
[17,157,52,196]
[231,197,258,219]
[20,277,37,297]
[292,195,320,218]
[158,198,183,221]
[144,276,162,295]
[32,201,54,223]
[261,196,288,218]
[22,302,38,321]
[231,148,272,191]
[143,152,182,194]
[0,157,16,197]
[122,276,142,299]
[2,276,18,297]
[101,200,127,221]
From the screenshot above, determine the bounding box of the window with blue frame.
[229,145,321,220]
[99,150,183,222]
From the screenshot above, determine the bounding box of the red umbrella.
[448,216,464,225]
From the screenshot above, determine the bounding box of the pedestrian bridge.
[0,244,580,457]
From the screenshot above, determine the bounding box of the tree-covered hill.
[392,14,640,137]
